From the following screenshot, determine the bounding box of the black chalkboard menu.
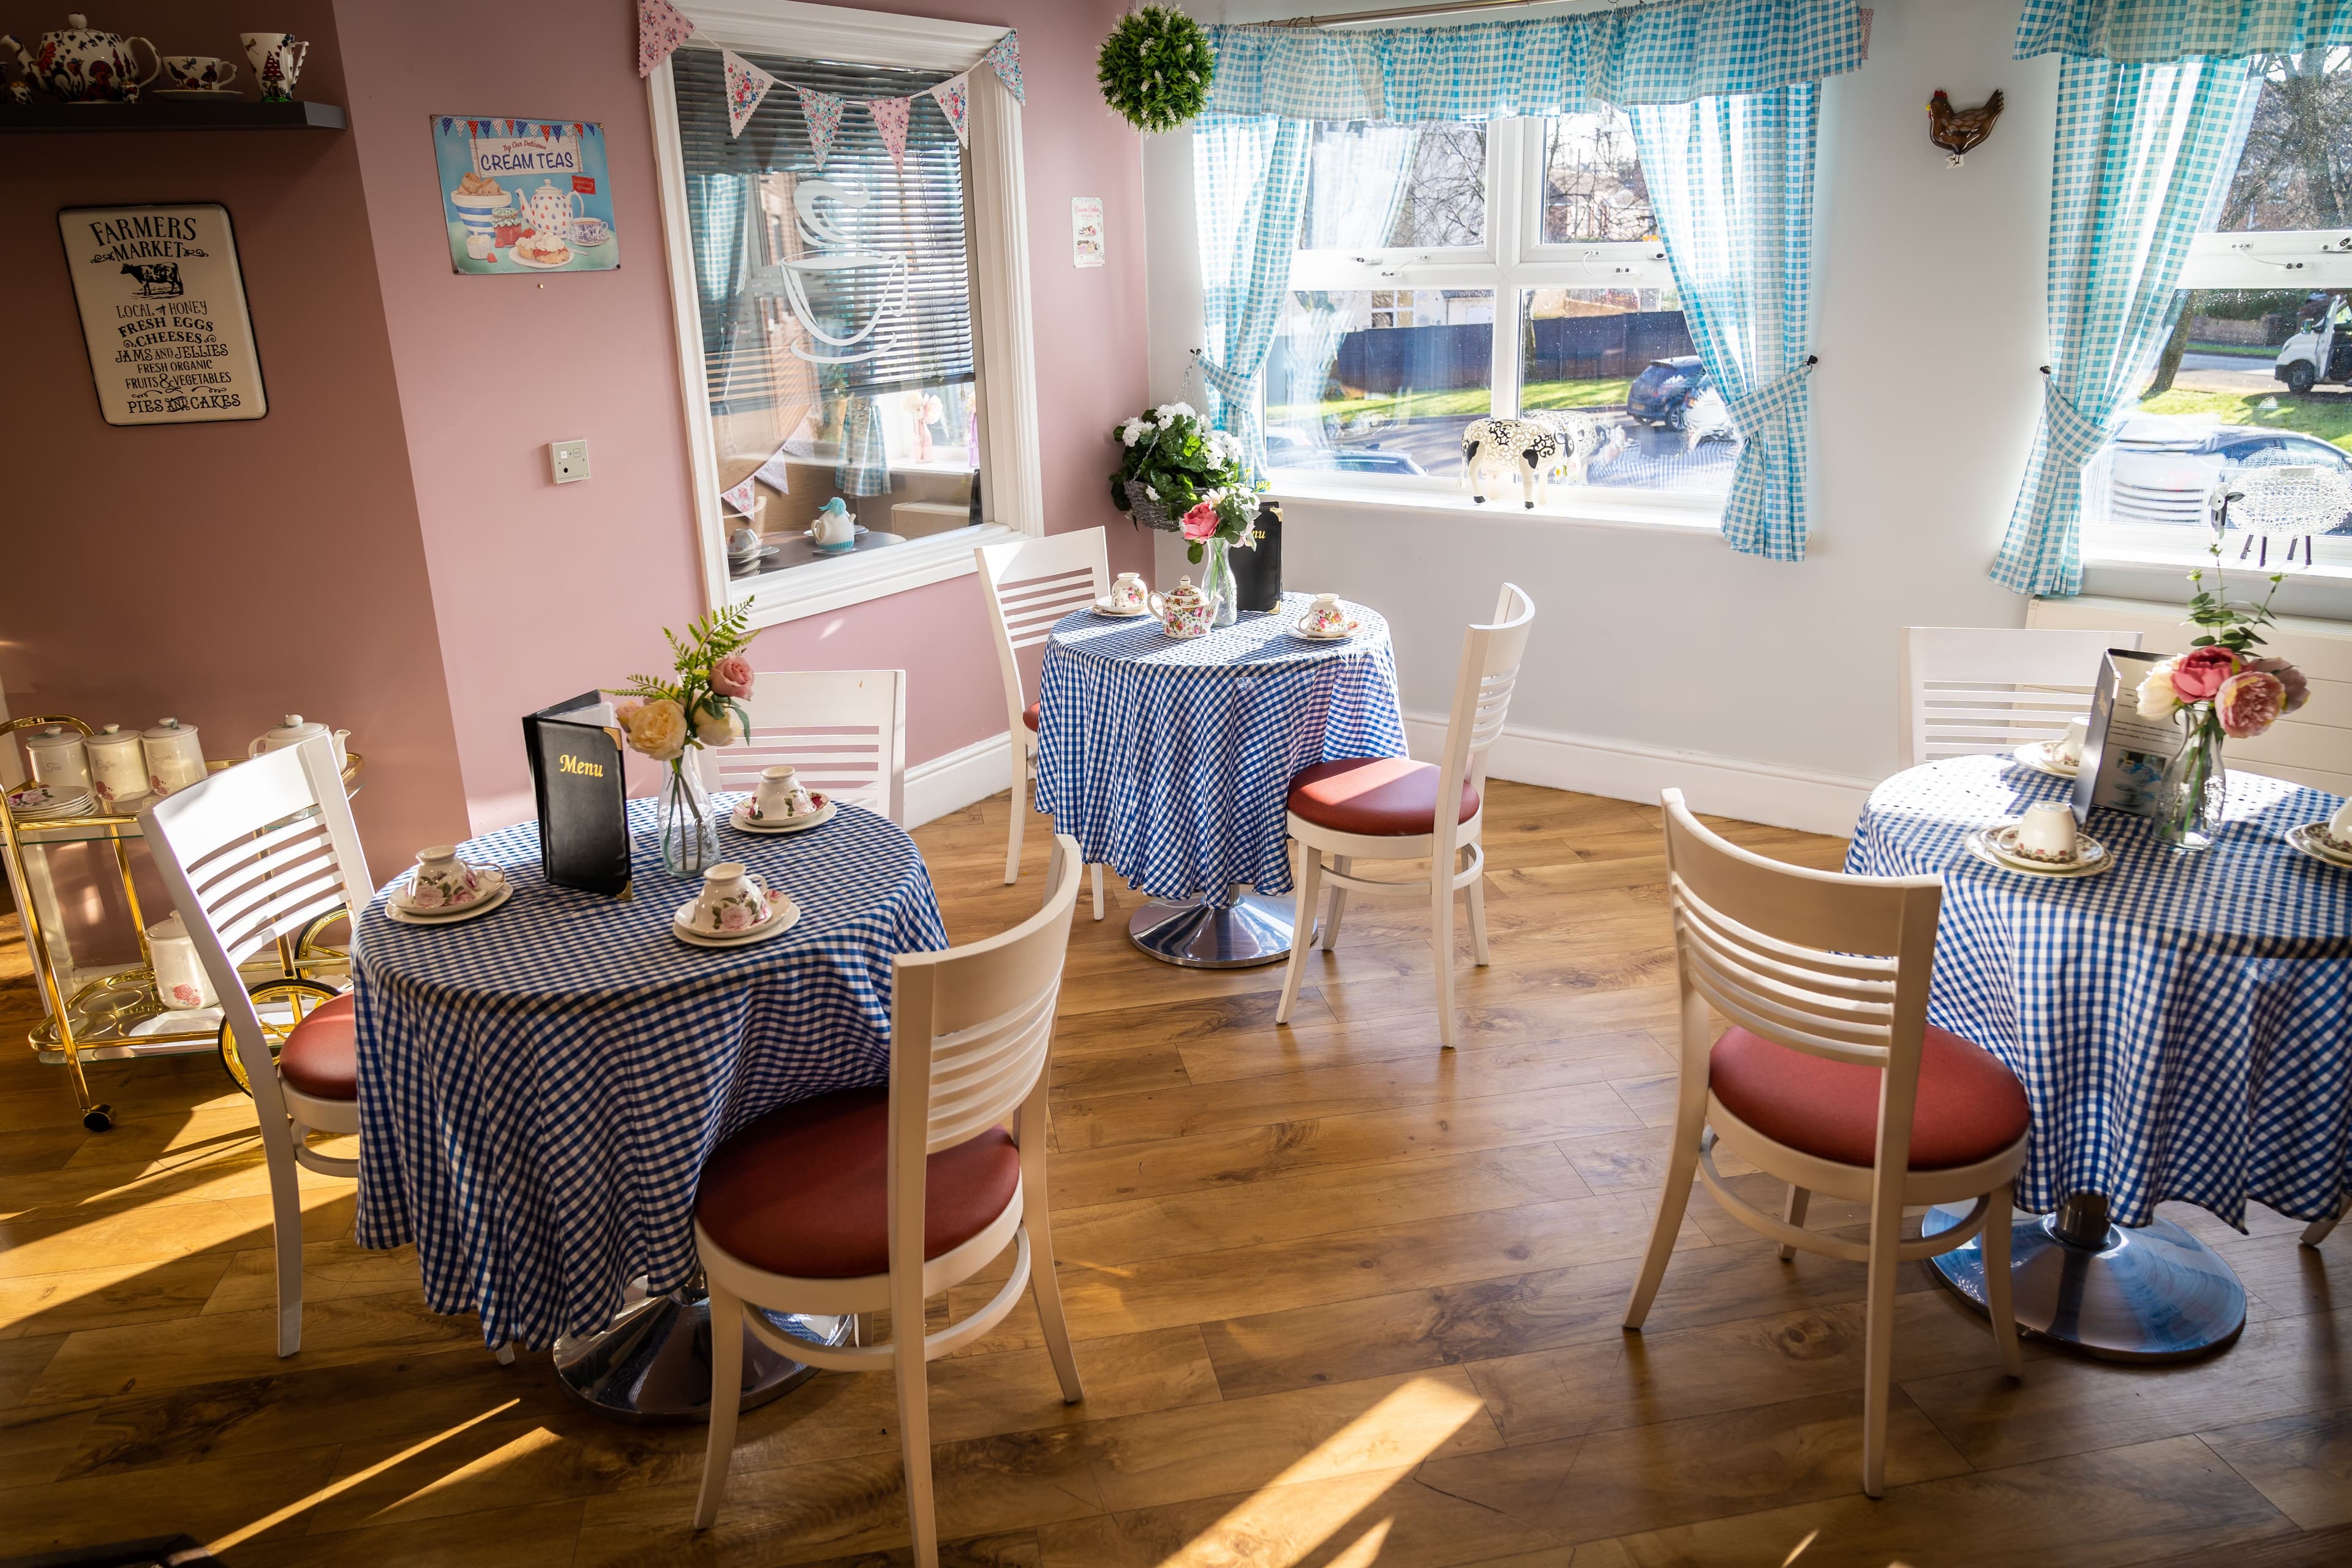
[523,693,631,896]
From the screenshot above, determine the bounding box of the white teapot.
[812,497,857,548]
[522,179,582,246]
[249,714,350,767]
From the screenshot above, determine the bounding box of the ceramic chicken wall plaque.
[57,203,266,426]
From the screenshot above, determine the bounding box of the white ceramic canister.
[142,718,207,796]
[85,724,146,805]
[24,726,92,796]
[147,913,217,1010]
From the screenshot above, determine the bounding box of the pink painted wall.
[334,0,1152,834]
[0,1,470,897]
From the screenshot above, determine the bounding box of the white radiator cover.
[2029,595,2352,797]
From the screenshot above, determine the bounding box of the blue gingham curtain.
[1630,84,1819,560]
[835,393,892,497]
[2016,1,2352,62]
[1194,115,1314,478]
[1989,55,2259,595]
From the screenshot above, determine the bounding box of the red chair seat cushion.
[1287,757,1480,837]
[1709,1023,2029,1170]
[695,1086,1020,1279]
[278,992,358,1101]
[1022,701,1041,733]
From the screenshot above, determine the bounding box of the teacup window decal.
[775,179,909,366]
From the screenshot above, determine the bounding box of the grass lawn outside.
[2138,386,2352,451]
[1268,375,1635,428]
[2186,341,2282,361]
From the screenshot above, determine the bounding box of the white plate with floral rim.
[7,785,96,820]
[2011,739,2079,780]
[387,882,513,926]
[2285,823,2352,870]
[672,891,801,948]
[1287,618,1361,641]
[1093,598,1152,618]
[390,865,507,918]
[729,797,836,835]
[1964,824,2114,878]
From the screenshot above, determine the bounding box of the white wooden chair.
[690,834,1087,1565]
[1898,626,2146,769]
[1275,583,1534,1049]
[1624,790,2030,1496]
[140,736,373,1359]
[696,668,907,823]
[2302,1197,2346,1247]
[974,529,1110,918]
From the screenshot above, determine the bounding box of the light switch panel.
[549,439,590,484]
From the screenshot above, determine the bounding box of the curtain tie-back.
[1196,353,1253,401]
[2038,372,2112,469]
[1722,356,1815,435]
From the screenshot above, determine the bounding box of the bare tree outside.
[1390,123,1487,248]
[1541,109,1654,244]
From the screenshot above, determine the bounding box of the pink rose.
[720,904,751,931]
[2245,656,2309,714]
[2169,646,2239,703]
[410,881,445,910]
[2216,670,2286,739]
[1180,502,1219,541]
[709,653,755,698]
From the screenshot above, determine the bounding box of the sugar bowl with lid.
[141,717,206,797]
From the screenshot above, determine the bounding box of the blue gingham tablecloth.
[1846,755,2352,1229]
[1035,592,1407,905]
[350,796,947,1348]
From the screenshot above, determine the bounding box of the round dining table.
[1847,753,2352,1360]
[1035,590,1407,967]
[351,794,947,1418]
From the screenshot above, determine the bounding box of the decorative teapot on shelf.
[2,13,160,103]
[1148,577,1216,640]
[812,497,857,548]
[248,714,351,767]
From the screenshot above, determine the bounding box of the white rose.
[622,698,688,762]
[2136,662,2182,721]
[692,701,745,748]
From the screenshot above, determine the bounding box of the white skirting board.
[905,728,1016,827]
[1403,712,1876,838]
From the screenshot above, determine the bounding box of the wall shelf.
[0,100,346,132]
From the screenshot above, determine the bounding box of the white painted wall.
[1142,0,2067,831]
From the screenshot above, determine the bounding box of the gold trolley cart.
[2,715,364,1130]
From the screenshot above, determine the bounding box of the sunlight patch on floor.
[203,1397,519,1554]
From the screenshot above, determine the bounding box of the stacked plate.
[673,889,801,948]
[7,784,96,821]
[386,867,512,927]
[2286,823,2352,870]
[1964,822,2114,878]
[2012,739,2079,780]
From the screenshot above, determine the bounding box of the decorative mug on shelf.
[160,53,236,90]
[239,31,304,101]
[141,718,205,797]
[1149,577,1216,640]
[1109,571,1148,612]
[2,13,160,103]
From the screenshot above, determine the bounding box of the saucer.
[1093,598,1152,618]
[9,785,96,820]
[731,798,835,834]
[1965,824,2113,878]
[2286,823,2352,870]
[391,866,508,919]
[508,239,572,269]
[672,891,801,947]
[1288,618,1360,641]
[2012,739,2080,780]
[386,882,511,925]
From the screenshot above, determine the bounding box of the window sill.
[1264,476,1725,535]
[2078,538,2352,623]
[723,522,1009,629]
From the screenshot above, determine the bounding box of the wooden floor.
[1,780,2347,1567]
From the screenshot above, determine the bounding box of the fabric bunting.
[792,83,845,167]
[928,72,972,145]
[721,475,758,515]
[865,94,911,170]
[723,48,777,137]
[983,30,1025,103]
[638,0,693,78]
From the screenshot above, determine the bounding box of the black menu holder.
[524,693,632,896]
[1231,500,1284,612]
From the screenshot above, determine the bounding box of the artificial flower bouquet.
[1109,401,1248,529]
[614,602,758,760]
[1178,488,1264,566]
[2133,559,2309,742]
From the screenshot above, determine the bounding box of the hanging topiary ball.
[1096,6,1214,134]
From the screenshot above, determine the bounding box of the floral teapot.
[1148,577,1216,640]
[521,179,582,245]
[1,13,159,102]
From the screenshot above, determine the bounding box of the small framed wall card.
[59,205,266,426]
[432,116,619,275]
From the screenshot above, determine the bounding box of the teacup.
[1303,593,1348,635]
[753,764,815,823]
[407,845,497,911]
[162,55,238,90]
[2324,799,2352,852]
[691,862,772,934]
[728,524,762,558]
[1109,572,1147,612]
[2013,802,2080,864]
[240,32,306,101]
[2056,719,2087,768]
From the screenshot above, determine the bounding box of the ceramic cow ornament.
[1527,410,1627,486]
[1461,417,1561,508]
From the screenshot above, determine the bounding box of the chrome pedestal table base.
[1128,891,1302,968]
[552,1273,851,1422]
[1923,1194,2246,1362]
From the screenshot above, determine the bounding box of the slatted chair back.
[974,528,1111,734]
[141,736,371,1119]
[697,669,907,823]
[1899,626,2144,769]
[1431,583,1534,860]
[1659,788,1943,1166]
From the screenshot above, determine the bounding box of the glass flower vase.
[2159,708,2226,851]
[658,755,718,876]
[1202,537,1238,626]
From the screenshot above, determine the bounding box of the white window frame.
[648,0,1042,629]
[1271,115,1717,521]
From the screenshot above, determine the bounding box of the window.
[649,7,1041,627]
[2084,50,2352,571]
[1265,110,1725,514]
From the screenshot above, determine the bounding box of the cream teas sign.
[432,116,619,274]
[58,204,266,426]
